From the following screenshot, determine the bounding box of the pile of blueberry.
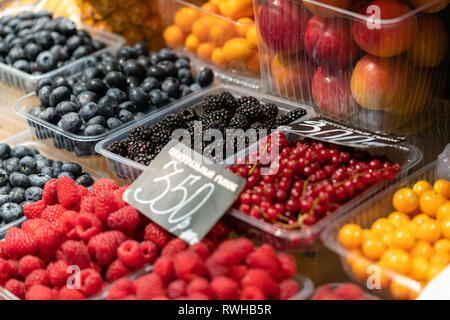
[0,143,94,227]
[0,10,106,74]
[30,44,214,140]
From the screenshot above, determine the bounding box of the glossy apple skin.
[303,0,352,17]
[312,66,358,118]
[353,0,418,57]
[305,16,360,67]
[258,0,309,53]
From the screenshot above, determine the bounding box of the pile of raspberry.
[106,239,300,300]
[0,177,229,300]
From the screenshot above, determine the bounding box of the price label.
[123,141,246,245]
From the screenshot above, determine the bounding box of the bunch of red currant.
[226,133,402,230]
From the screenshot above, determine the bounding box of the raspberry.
[21,219,50,234]
[188,242,210,260]
[277,253,297,279]
[311,285,338,300]
[210,276,239,300]
[23,200,46,219]
[5,227,38,259]
[4,279,26,299]
[26,284,57,300]
[95,191,124,222]
[166,279,186,299]
[78,268,103,297]
[0,242,6,259]
[143,223,171,248]
[34,223,65,250]
[187,293,210,300]
[334,283,364,300]
[0,259,11,283]
[41,204,66,223]
[78,185,89,198]
[87,231,127,266]
[152,256,175,284]
[58,286,85,300]
[107,278,135,300]
[117,240,144,270]
[246,244,281,279]
[25,269,50,289]
[241,269,280,299]
[105,259,131,282]
[69,212,102,241]
[114,185,129,200]
[173,251,206,281]
[80,196,96,214]
[58,210,78,233]
[205,256,229,278]
[5,259,18,278]
[135,273,165,300]
[57,176,82,210]
[90,178,119,197]
[229,265,248,282]
[140,241,157,265]
[186,277,211,297]
[57,240,91,269]
[42,179,58,206]
[240,286,266,300]
[279,279,299,300]
[211,238,254,266]
[161,238,187,258]
[18,255,44,278]
[208,221,230,238]
[46,260,70,287]
[107,205,140,234]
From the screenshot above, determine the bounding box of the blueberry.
[86,78,108,96]
[79,102,98,121]
[19,156,37,175]
[128,87,150,110]
[49,86,71,107]
[134,42,149,56]
[117,46,137,60]
[107,88,128,104]
[175,58,190,70]
[61,162,82,176]
[0,144,11,159]
[11,146,32,158]
[72,81,89,95]
[4,158,20,173]
[157,61,177,77]
[0,169,8,186]
[147,65,166,80]
[127,76,141,88]
[107,117,123,130]
[13,59,30,73]
[86,115,106,127]
[92,40,106,51]
[56,101,79,117]
[52,160,63,169]
[8,46,26,63]
[190,83,202,92]
[83,66,102,81]
[84,124,106,136]
[36,10,53,19]
[35,159,50,172]
[177,68,194,85]
[196,68,214,87]
[118,109,134,123]
[104,71,127,90]
[9,187,25,204]
[98,96,119,118]
[36,78,52,95]
[118,101,137,113]
[77,91,98,106]
[136,56,150,69]
[52,76,71,89]
[161,78,181,98]
[149,89,168,107]
[24,187,43,202]
[0,42,8,56]
[29,173,52,188]
[61,112,82,133]
[9,172,30,189]
[40,166,54,177]
[72,45,93,59]
[50,31,66,45]
[0,202,22,223]
[157,48,177,61]
[38,86,52,107]
[0,186,11,195]
[57,171,75,179]
[39,107,59,124]
[36,51,57,72]
[180,85,192,97]
[141,77,160,93]
[122,60,146,79]
[102,60,121,74]
[58,18,77,36]
[0,195,12,206]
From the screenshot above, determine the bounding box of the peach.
[350,54,414,112]
[312,66,358,118]
[271,53,315,100]
[406,14,448,67]
[353,0,418,57]
[305,16,360,67]
[405,0,449,13]
[258,0,309,54]
[303,0,352,17]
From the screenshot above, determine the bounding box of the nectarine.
[305,16,360,67]
[303,0,352,17]
[353,0,418,57]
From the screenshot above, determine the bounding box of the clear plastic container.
[254,0,449,133]
[0,130,110,238]
[226,128,422,252]
[321,159,450,300]
[0,114,28,140]
[95,84,316,183]
[159,0,261,90]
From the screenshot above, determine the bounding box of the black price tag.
[123,141,246,245]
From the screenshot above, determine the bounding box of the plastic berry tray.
[254,0,449,134]
[95,84,316,183]
[0,130,110,238]
[0,7,125,92]
[159,0,262,90]
[321,158,450,300]
[226,128,422,252]
[90,264,315,300]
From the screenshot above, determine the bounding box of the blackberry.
[151,129,172,146]
[250,122,266,130]
[201,94,223,113]
[153,113,186,132]
[237,96,259,106]
[236,100,263,121]
[261,103,279,118]
[181,108,197,122]
[107,140,128,157]
[134,153,153,166]
[200,108,232,127]
[127,140,153,159]
[218,92,238,111]
[276,108,307,126]
[128,125,152,141]
[229,114,250,130]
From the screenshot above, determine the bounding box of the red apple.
[312,66,358,118]
[305,16,361,67]
[258,0,310,53]
[353,0,418,57]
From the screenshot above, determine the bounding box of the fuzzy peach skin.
[353,0,418,57]
[303,0,352,17]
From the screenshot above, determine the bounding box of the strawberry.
[105,259,131,282]
[5,227,38,259]
[34,222,65,250]
[95,191,124,222]
[41,204,66,223]
[135,273,165,300]
[240,286,266,300]
[78,268,103,297]
[279,279,299,300]
[107,205,140,234]
[152,256,175,285]
[57,240,91,269]
[46,260,70,287]
[210,276,239,300]
[18,255,44,278]
[4,279,26,299]
[58,286,85,300]
[107,278,135,300]
[173,251,206,281]
[90,178,119,197]
[42,179,58,206]
[23,200,46,219]
[26,284,58,300]
[161,238,187,258]
[57,176,81,210]
[186,277,211,297]
[166,279,186,299]
[140,241,157,265]
[25,269,50,289]
[87,231,127,266]
[79,196,96,214]
[143,222,171,248]
[68,212,102,241]
[117,240,144,270]
[241,269,280,299]
[21,219,50,234]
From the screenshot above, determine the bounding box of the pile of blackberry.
[30,44,214,142]
[107,92,307,165]
[0,11,106,74]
